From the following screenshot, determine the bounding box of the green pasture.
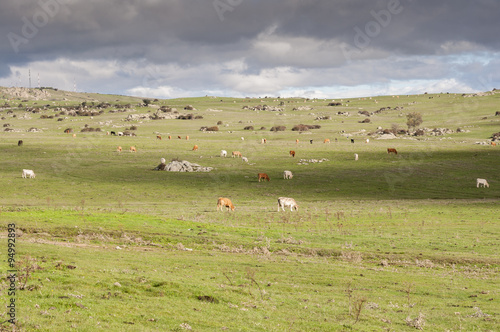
[0,88,499,331]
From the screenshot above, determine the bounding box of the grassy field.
[0,87,499,331]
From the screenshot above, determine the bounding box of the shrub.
[359,118,371,123]
[328,102,342,106]
[244,126,254,130]
[270,126,286,132]
[206,126,219,131]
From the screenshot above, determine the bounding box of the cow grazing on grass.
[72,134,76,138]
[117,132,124,136]
[217,197,235,211]
[492,142,497,146]
[283,170,293,179]
[130,146,137,152]
[18,140,23,146]
[178,135,182,139]
[289,150,296,157]
[477,178,489,188]
[220,150,227,157]
[387,148,398,155]
[278,197,298,211]
[258,173,270,182]
[232,151,242,158]
[186,135,189,140]
[354,153,358,161]
[117,146,122,152]
[351,139,354,143]
[242,157,248,162]
[192,145,199,151]
[156,135,162,140]
[296,139,299,144]
[310,139,313,144]
[168,135,172,140]
[366,138,370,143]
[22,169,35,178]
[110,131,116,136]
[324,139,330,143]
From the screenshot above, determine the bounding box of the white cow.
[477,178,489,188]
[278,197,298,211]
[22,169,36,178]
[242,157,248,162]
[220,150,227,157]
[283,170,293,179]
[354,153,358,161]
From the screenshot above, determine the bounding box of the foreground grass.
[1,201,499,331]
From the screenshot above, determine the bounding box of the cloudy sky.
[1,0,499,99]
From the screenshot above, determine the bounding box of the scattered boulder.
[156,160,213,172]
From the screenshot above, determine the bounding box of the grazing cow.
[73,134,76,138]
[22,169,35,178]
[278,197,298,211]
[186,135,189,140]
[310,139,313,144]
[477,178,489,188]
[354,153,358,161]
[283,170,293,179]
[241,137,245,141]
[156,135,162,140]
[387,148,398,155]
[192,145,199,151]
[296,139,299,144]
[220,150,227,157]
[242,157,248,162]
[130,146,137,152]
[289,150,296,157]
[365,138,370,143]
[496,111,500,116]
[168,135,172,140]
[351,138,354,143]
[117,146,122,152]
[110,131,116,136]
[261,138,265,144]
[258,173,270,182]
[18,140,23,146]
[178,136,182,139]
[117,132,124,136]
[324,139,330,143]
[492,141,497,146]
[217,197,235,211]
[232,151,242,158]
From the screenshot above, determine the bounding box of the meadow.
[0,87,499,331]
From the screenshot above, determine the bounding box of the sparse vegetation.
[0,89,498,331]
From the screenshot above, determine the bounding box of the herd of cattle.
[18,133,491,212]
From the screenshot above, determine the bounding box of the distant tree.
[406,112,423,131]
[142,99,152,106]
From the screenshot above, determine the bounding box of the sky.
[1,0,499,99]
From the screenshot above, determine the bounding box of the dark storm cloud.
[0,0,499,96]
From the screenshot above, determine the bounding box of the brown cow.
[168,135,172,140]
[387,148,398,155]
[289,150,295,157]
[192,145,199,151]
[324,139,330,143]
[217,197,235,211]
[296,139,299,144]
[117,146,122,152]
[178,135,182,139]
[186,135,189,140]
[258,173,270,182]
[130,146,137,152]
[232,151,242,158]
[492,141,497,146]
[156,135,162,140]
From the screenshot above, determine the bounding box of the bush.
[206,126,219,131]
[359,118,370,123]
[270,126,286,132]
[291,124,321,131]
[244,126,254,130]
